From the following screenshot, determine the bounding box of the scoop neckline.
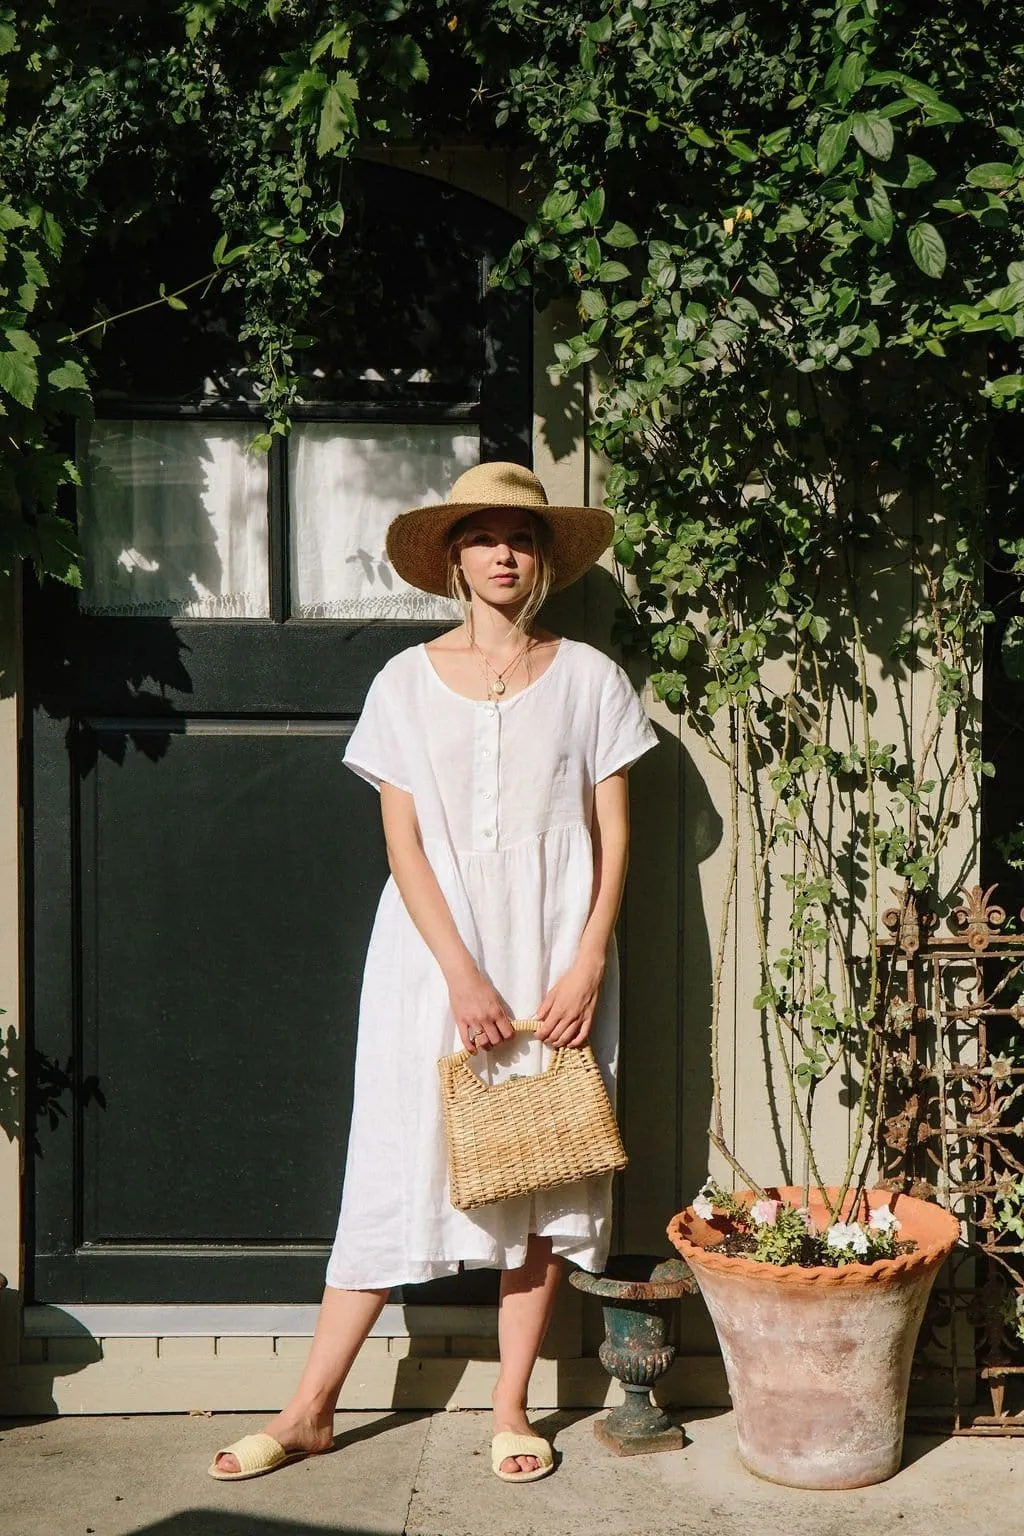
[419,637,569,705]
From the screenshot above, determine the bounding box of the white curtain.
[78,421,270,617]
[289,424,478,620]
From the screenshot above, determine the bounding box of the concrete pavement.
[1,1407,1019,1536]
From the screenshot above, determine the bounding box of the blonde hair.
[446,510,554,636]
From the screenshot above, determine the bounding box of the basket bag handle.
[445,1018,566,1076]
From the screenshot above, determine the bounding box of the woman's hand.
[448,964,514,1054]
[535,950,606,1048]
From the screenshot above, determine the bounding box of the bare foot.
[213,1409,334,1476]
[492,1401,545,1476]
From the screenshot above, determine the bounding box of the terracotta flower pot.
[667,1186,960,1490]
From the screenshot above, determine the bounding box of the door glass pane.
[78,420,270,617]
[289,423,478,620]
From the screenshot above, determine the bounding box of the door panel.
[80,724,373,1247]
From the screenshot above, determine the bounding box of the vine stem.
[708,1130,766,1198]
[833,597,882,1213]
[709,707,741,1149]
[59,269,222,344]
[740,704,835,1214]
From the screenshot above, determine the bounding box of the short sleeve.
[343,663,413,794]
[594,662,659,783]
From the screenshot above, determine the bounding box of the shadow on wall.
[546,566,723,1262]
[0,1303,102,1417]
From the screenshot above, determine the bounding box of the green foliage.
[476,0,1024,1207]
[0,0,482,583]
[698,1182,904,1268]
[994,1177,1024,1242]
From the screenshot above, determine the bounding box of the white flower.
[826,1220,869,1256]
[693,1193,714,1220]
[869,1203,901,1235]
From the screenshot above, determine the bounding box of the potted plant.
[482,0,1024,1491]
[666,1187,958,1487]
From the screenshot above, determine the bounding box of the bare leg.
[213,1285,387,1474]
[493,1235,564,1475]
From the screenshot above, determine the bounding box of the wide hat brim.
[386,500,614,598]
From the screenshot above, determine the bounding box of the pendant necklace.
[472,637,532,698]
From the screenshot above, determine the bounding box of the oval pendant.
[491,679,505,696]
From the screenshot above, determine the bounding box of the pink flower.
[750,1198,781,1227]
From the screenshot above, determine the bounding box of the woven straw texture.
[666,1185,961,1290]
[385,462,614,597]
[438,1020,627,1212]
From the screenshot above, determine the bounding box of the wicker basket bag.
[437,1020,628,1212]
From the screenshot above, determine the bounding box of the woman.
[210,460,657,1484]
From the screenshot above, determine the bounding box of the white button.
[486,705,497,717]
[483,791,494,801]
[482,749,491,760]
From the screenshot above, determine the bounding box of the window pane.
[78,421,270,617]
[289,424,478,620]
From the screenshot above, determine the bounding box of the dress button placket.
[476,702,501,849]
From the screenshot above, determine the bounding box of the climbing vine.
[4,0,1024,1209]
[482,0,1024,1206]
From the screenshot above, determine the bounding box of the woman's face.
[456,508,539,607]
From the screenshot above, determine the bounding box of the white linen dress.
[325,638,658,1289]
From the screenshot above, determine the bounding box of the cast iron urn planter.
[570,1254,695,1455]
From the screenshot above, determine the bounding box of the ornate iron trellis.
[877,884,1024,1434]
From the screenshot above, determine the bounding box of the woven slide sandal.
[490,1431,555,1483]
[207,1432,307,1481]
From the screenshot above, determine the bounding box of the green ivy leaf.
[902,155,936,188]
[838,52,866,100]
[0,347,38,408]
[309,22,351,63]
[817,117,852,176]
[687,125,715,149]
[776,205,809,234]
[922,100,964,125]
[316,75,359,156]
[47,361,89,392]
[570,97,602,125]
[747,261,780,298]
[540,188,576,221]
[597,259,631,283]
[966,162,1017,190]
[851,111,894,161]
[908,221,947,277]
[603,221,638,248]
[581,187,606,225]
[858,182,894,243]
[898,76,944,108]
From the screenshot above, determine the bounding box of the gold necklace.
[471,637,532,697]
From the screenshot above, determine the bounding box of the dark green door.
[26,165,531,1303]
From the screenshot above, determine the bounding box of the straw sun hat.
[385,461,614,597]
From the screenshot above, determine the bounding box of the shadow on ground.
[130,1519,390,1536]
